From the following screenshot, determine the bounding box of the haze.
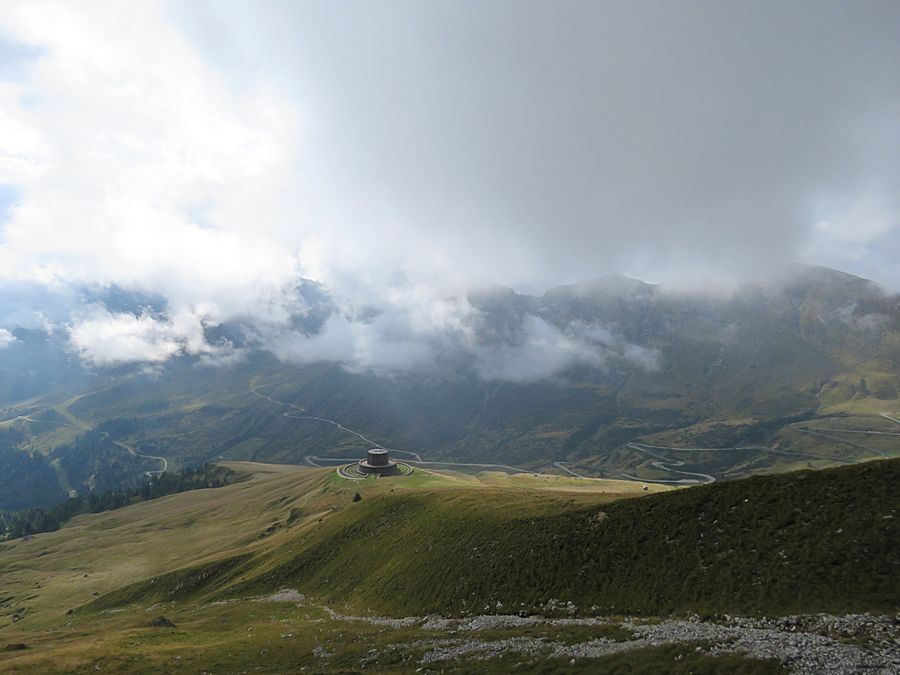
[0,0,897,371]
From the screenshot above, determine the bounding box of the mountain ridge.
[0,265,897,510]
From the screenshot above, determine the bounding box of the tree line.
[0,464,235,540]
[0,428,66,510]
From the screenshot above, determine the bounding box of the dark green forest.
[0,422,166,511]
[0,464,235,540]
[0,429,66,510]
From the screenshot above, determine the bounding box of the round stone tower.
[357,448,400,476]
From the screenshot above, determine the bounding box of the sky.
[0,0,898,372]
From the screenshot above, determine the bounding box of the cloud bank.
[0,1,897,376]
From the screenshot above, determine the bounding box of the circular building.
[357,448,400,476]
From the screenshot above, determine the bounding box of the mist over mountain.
[1,264,896,492]
[0,264,894,385]
[1,1,899,357]
[1,2,897,447]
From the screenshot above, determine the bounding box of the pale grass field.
[0,462,659,638]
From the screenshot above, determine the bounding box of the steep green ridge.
[88,459,899,617]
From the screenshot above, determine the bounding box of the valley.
[2,266,896,506]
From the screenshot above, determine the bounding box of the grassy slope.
[0,600,782,674]
[0,465,658,629]
[59,459,900,620]
[1,460,895,673]
[220,459,899,617]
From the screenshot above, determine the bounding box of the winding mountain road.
[627,439,858,465]
[552,461,584,478]
[14,407,168,477]
[799,426,900,437]
[617,412,899,483]
[103,434,168,477]
[253,384,900,484]
[250,386,529,474]
[250,388,382,447]
[625,443,717,484]
[788,422,890,458]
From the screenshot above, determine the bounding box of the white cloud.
[271,313,438,375]
[809,191,897,247]
[0,0,896,377]
[0,0,304,325]
[474,316,660,383]
[69,309,185,365]
[802,190,900,289]
[68,306,238,366]
[0,328,16,348]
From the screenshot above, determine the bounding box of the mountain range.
[0,265,897,511]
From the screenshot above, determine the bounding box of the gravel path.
[294,599,899,673]
[407,614,899,673]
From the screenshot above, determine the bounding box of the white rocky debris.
[254,592,900,673]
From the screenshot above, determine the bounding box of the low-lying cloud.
[51,280,663,383]
[473,316,660,383]
[0,1,897,379]
[68,305,234,366]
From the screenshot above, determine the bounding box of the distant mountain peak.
[542,274,657,300]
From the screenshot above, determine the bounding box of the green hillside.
[85,459,899,618]
[0,465,658,627]
[1,461,896,672]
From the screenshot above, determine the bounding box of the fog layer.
[0,1,897,375]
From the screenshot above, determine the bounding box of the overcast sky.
[0,0,898,369]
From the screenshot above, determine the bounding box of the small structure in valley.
[337,447,412,480]
[357,448,400,476]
